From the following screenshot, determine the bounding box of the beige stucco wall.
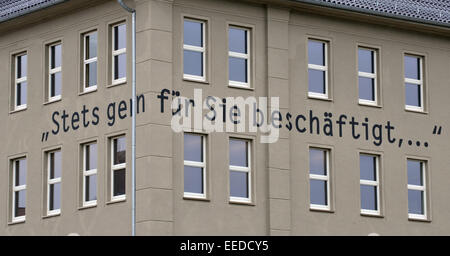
[0,0,450,235]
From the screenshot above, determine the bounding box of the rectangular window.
[360,154,380,215]
[404,55,424,111]
[308,39,328,99]
[83,31,98,92]
[112,23,127,85]
[111,136,126,201]
[407,159,427,220]
[309,148,330,210]
[47,150,62,216]
[183,18,206,82]
[358,48,377,105]
[229,139,251,203]
[11,158,26,223]
[82,142,98,207]
[14,53,27,110]
[48,43,62,101]
[228,26,250,88]
[183,134,206,199]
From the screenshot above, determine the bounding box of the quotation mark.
[41,131,49,142]
[433,125,442,135]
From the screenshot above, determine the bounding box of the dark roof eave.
[0,0,68,24]
[288,0,450,29]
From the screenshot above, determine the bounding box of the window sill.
[309,206,333,213]
[8,219,26,226]
[79,203,97,211]
[183,76,209,85]
[44,98,62,105]
[307,94,332,102]
[106,197,126,205]
[107,80,127,88]
[43,212,61,219]
[79,87,98,96]
[360,212,383,218]
[408,216,431,223]
[405,108,428,115]
[228,84,254,91]
[183,195,210,202]
[229,199,254,206]
[358,102,382,108]
[10,106,27,114]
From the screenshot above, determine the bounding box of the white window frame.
[229,139,252,203]
[407,159,427,220]
[183,134,207,199]
[183,18,206,82]
[48,43,62,102]
[82,142,97,207]
[111,136,126,202]
[360,154,380,216]
[14,53,27,111]
[228,26,251,89]
[83,31,98,92]
[47,150,61,216]
[358,48,378,106]
[308,39,328,99]
[12,158,26,223]
[404,55,424,112]
[112,23,127,85]
[309,148,330,211]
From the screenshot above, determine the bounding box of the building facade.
[1,0,450,235]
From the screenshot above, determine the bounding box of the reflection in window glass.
[47,150,62,215]
[228,26,250,87]
[15,54,27,109]
[360,154,379,213]
[112,23,126,83]
[111,136,126,200]
[12,158,26,221]
[49,43,62,100]
[83,143,98,205]
[309,148,329,209]
[84,31,98,90]
[308,40,327,97]
[358,48,377,103]
[184,134,206,197]
[229,139,251,202]
[407,159,427,219]
[404,55,423,110]
[183,19,205,81]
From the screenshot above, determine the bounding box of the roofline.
[0,0,68,24]
[288,0,450,29]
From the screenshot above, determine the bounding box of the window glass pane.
[360,155,376,181]
[358,49,374,73]
[51,72,62,97]
[360,185,377,211]
[184,134,203,162]
[86,32,97,59]
[308,69,325,94]
[86,62,97,87]
[229,27,247,54]
[51,44,62,69]
[405,83,421,107]
[309,149,326,175]
[229,57,247,83]
[17,82,27,106]
[85,174,97,202]
[183,50,203,77]
[184,166,203,194]
[408,189,424,215]
[359,77,375,101]
[408,160,423,186]
[15,190,26,217]
[184,20,203,47]
[405,56,420,80]
[114,53,127,80]
[229,139,248,167]
[17,55,27,78]
[230,171,248,198]
[50,151,62,179]
[310,179,327,205]
[49,183,61,211]
[113,169,126,196]
[86,143,97,170]
[15,159,26,187]
[113,137,126,165]
[114,24,126,50]
[308,40,325,66]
